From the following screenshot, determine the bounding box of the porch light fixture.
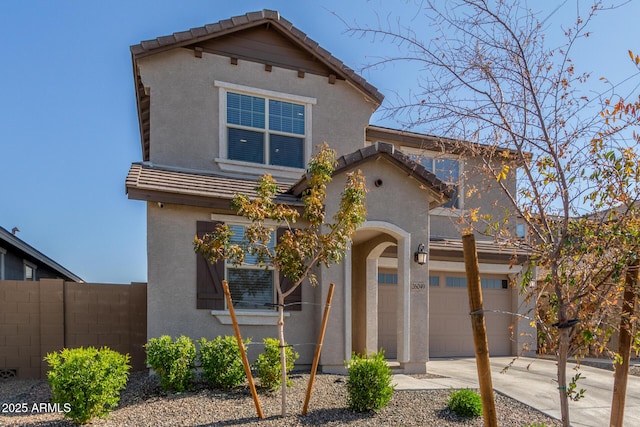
[414,243,428,265]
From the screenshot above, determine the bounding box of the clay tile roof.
[130,9,383,103]
[126,163,303,208]
[288,142,454,209]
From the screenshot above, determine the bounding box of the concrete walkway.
[393,357,640,427]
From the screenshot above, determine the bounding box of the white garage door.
[429,275,513,357]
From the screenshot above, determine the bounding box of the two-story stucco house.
[126,10,535,373]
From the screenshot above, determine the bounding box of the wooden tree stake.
[462,233,498,427]
[302,283,335,415]
[222,280,264,419]
[610,258,639,427]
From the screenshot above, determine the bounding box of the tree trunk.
[278,291,287,417]
[610,258,639,427]
[557,325,570,427]
[553,263,571,427]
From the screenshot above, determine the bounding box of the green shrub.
[253,337,299,391]
[145,335,196,392]
[45,346,130,425]
[345,349,395,412]
[448,388,483,418]
[198,336,250,389]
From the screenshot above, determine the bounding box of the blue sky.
[1,1,637,283]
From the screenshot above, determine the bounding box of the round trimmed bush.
[345,349,395,412]
[253,337,299,391]
[198,336,250,389]
[145,335,196,392]
[45,346,130,424]
[448,388,483,418]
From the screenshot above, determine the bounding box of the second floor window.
[410,154,461,209]
[216,82,316,179]
[226,91,305,169]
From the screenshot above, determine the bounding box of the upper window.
[24,261,36,281]
[410,155,461,208]
[216,82,316,179]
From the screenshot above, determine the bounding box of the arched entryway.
[349,221,410,364]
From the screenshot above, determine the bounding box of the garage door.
[429,275,513,357]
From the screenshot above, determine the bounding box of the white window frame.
[23,260,37,281]
[402,147,464,214]
[215,81,316,181]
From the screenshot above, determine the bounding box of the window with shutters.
[196,221,302,315]
[215,81,316,180]
[225,224,275,310]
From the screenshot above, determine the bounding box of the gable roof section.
[126,163,303,210]
[131,10,384,161]
[0,226,83,282]
[288,142,454,209]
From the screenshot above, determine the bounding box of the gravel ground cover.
[0,371,562,426]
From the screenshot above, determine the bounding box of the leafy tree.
[345,2,640,425]
[194,143,367,416]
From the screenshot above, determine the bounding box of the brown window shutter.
[277,228,302,311]
[196,221,225,310]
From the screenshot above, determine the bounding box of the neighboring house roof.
[131,9,384,161]
[0,226,84,282]
[288,141,454,209]
[126,163,303,209]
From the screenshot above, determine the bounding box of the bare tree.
[345,1,640,425]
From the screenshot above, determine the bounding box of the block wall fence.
[0,279,147,379]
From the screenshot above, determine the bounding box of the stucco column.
[365,257,378,354]
[344,247,352,362]
[397,237,410,364]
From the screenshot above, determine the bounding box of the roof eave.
[130,10,384,105]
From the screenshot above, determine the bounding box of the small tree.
[194,143,367,416]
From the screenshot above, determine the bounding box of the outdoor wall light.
[414,243,428,265]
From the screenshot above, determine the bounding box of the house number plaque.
[411,282,426,291]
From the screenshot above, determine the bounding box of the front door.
[378,268,398,359]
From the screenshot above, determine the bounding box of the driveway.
[394,357,640,427]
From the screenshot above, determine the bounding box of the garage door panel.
[429,286,513,357]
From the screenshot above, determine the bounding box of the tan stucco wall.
[137,49,376,173]
[146,202,320,365]
[139,46,379,367]
[318,158,433,372]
